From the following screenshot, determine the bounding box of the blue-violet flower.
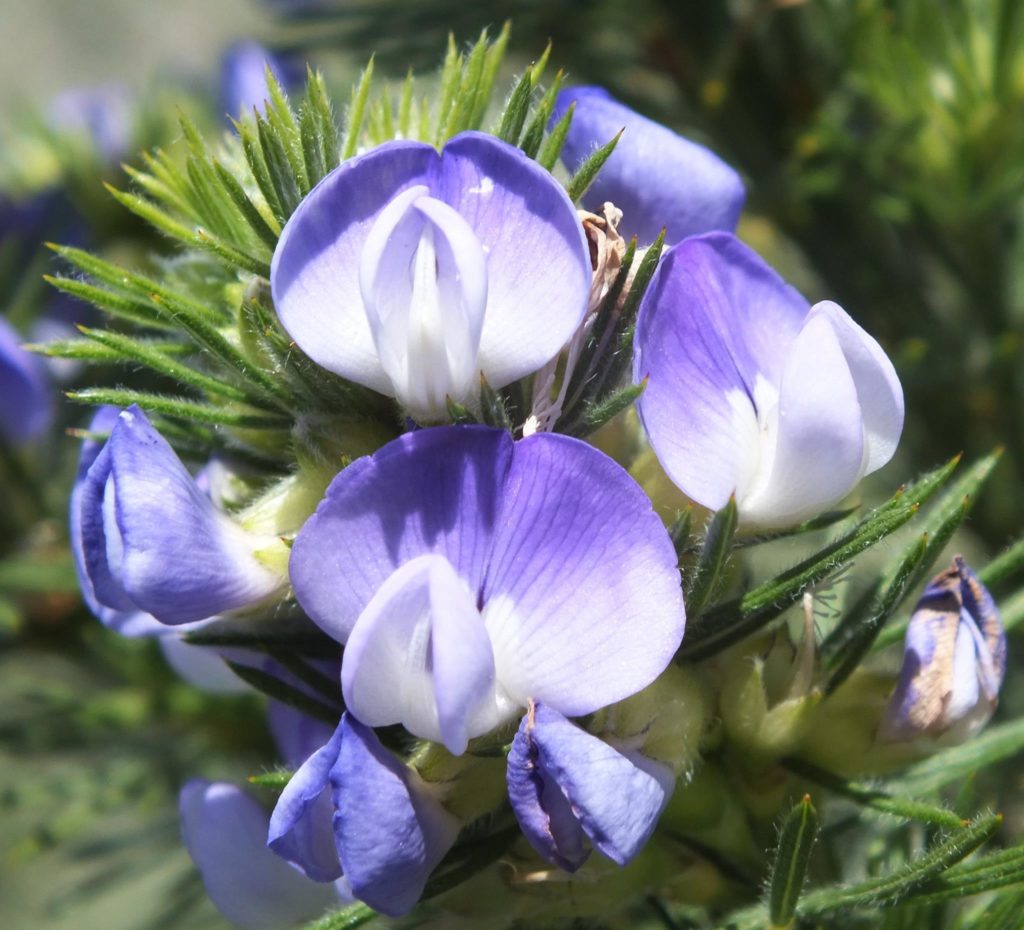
[271,131,592,421]
[634,232,904,528]
[553,86,745,246]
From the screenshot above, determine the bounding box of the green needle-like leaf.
[566,130,622,203]
[300,902,377,930]
[342,57,375,160]
[980,534,1024,587]
[782,758,965,828]
[886,717,1024,795]
[797,814,1000,915]
[67,389,292,431]
[519,71,565,159]
[682,499,919,661]
[768,795,819,929]
[686,497,738,619]
[226,662,342,725]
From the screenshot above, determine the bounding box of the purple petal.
[484,433,685,716]
[332,714,459,916]
[341,554,503,754]
[290,425,513,643]
[634,233,808,511]
[506,710,589,872]
[507,705,673,869]
[0,315,51,444]
[435,132,590,389]
[77,406,281,624]
[70,408,162,636]
[269,719,344,882]
[180,780,336,930]
[554,86,745,245]
[272,132,589,409]
[273,141,437,393]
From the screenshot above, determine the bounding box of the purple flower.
[219,42,303,118]
[71,405,283,625]
[268,713,459,916]
[634,233,904,528]
[0,316,51,444]
[181,780,339,930]
[553,86,745,246]
[290,425,684,754]
[881,556,1006,742]
[506,702,674,872]
[271,425,685,909]
[271,132,591,420]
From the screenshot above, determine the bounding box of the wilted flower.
[271,131,591,421]
[634,233,904,528]
[72,405,284,625]
[0,315,51,444]
[553,86,745,246]
[880,556,1006,743]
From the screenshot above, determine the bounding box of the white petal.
[341,554,506,753]
[741,311,865,527]
[813,301,904,475]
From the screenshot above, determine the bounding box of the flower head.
[881,556,1006,742]
[553,86,745,246]
[72,405,284,625]
[290,425,685,754]
[271,132,591,420]
[634,233,904,527]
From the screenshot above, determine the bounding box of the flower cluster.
[61,54,1011,930]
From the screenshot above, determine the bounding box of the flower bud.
[880,556,1006,744]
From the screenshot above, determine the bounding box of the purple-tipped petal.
[332,715,459,916]
[635,234,903,526]
[290,426,513,643]
[882,557,1006,742]
[0,315,51,444]
[341,554,503,754]
[554,86,745,245]
[507,705,674,870]
[484,433,685,716]
[272,132,589,416]
[77,406,281,624]
[269,719,344,882]
[181,780,335,930]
